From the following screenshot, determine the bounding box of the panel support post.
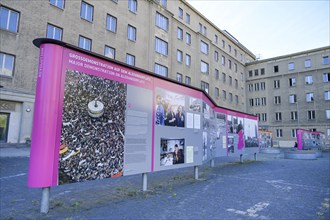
[40,187,50,214]
[254,153,257,161]
[210,159,215,168]
[194,166,199,180]
[240,154,243,163]
[142,173,148,192]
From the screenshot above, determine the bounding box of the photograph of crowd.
[155,89,185,128]
[160,138,185,166]
[258,131,273,148]
[244,118,258,148]
[59,70,127,184]
[189,97,201,112]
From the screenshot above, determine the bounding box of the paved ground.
[0,145,329,220]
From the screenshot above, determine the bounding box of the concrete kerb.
[0,143,31,158]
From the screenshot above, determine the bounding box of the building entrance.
[0,113,10,143]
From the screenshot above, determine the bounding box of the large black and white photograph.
[160,138,185,166]
[59,70,127,183]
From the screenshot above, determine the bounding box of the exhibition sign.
[296,129,325,150]
[258,131,273,148]
[28,39,258,188]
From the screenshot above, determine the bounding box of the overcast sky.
[186,0,330,59]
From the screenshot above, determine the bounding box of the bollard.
[40,187,50,214]
[254,153,257,161]
[194,166,199,180]
[210,159,215,168]
[142,173,148,191]
[240,154,243,163]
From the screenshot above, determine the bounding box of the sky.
[186,0,330,59]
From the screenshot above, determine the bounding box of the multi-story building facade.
[0,0,329,147]
[246,47,330,147]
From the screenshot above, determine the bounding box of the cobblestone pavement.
[0,146,329,220]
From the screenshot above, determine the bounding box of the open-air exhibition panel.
[296,129,325,150]
[28,39,258,188]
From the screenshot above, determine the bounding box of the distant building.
[0,0,329,146]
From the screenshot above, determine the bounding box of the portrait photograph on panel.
[160,138,185,166]
[59,70,127,184]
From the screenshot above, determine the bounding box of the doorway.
[0,113,10,143]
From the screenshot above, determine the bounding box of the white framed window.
[222,90,227,101]
[160,0,167,8]
[289,94,297,104]
[308,110,315,120]
[177,50,183,63]
[177,27,183,40]
[323,56,329,65]
[222,72,226,83]
[291,129,297,138]
[235,79,238,89]
[186,33,191,45]
[178,7,183,19]
[201,81,209,94]
[274,96,281,105]
[215,69,219,80]
[255,98,260,106]
[201,61,209,74]
[326,110,330,119]
[260,82,266,90]
[234,63,238,72]
[254,83,260,91]
[106,14,117,33]
[50,0,65,9]
[234,49,237,57]
[254,69,259,76]
[78,35,91,51]
[155,37,168,55]
[215,34,218,44]
[81,1,93,22]
[275,112,282,121]
[261,97,266,105]
[185,13,190,24]
[274,65,279,73]
[306,93,314,102]
[261,68,265,75]
[156,12,168,31]
[127,25,136,41]
[323,73,330,82]
[248,84,253,92]
[228,45,231,53]
[198,23,203,33]
[274,80,280,88]
[229,93,233,103]
[288,62,295,70]
[305,75,313,84]
[0,52,15,77]
[229,76,232,86]
[221,56,225,66]
[128,0,137,13]
[185,76,191,85]
[214,51,219,61]
[203,26,207,35]
[228,60,232,69]
[276,129,283,138]
[47,24,62,40]
[325,91,330,100]
[154,63,167,77]
[126,53,135,66]
[262,113,267,122]
[289,77,296,87]
[185,54,191,66]
[215,87,219,98]
[249,99,254,106]
[0,6,20,33]
[200,41,208,54]
[104,46,115,59]
[291,111,297,120]
[305,59,311,68]
[235,95,239,104]
[176,73,182,83]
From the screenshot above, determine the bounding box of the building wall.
[246,47,330,147]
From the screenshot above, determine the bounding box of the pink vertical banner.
[296,129,303,150]
[28,44,64,187]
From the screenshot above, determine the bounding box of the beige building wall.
[246,47,330,147]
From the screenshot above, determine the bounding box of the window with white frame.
[78,35,91,51]
[291,129,297,138]
[325,91,330,100]
[50,0,65,9]
[291,111,297,120]
[305,59,311,68]
[178,7,183,19]
[154,63,167,77]
[248,84,253,92]
[104,46,115,59]
[201,61,209,74]
[185,54,191,66]
[260,82,266,90]
[229,76,232,86]
[308,110,315,120]
[215,69,219,80]
[249,99,254,106]
[289,77,296,87]
[235,95,238,104]
[156,12,168,31]
[198,23,202,33]
[126,53,135,66]
[0,6,20,32]
[323,56,329,65]
[215,34,218,44]
[214,51,219,61]
[261,68,265,75]
[228,45,231,53]
[306,92,314,102]
[0,52,15,77]
[229,93,233,103]
[47,24,62,40]
[185,13,190,24]
[81,1,93,22]
[177,50,183,63]
[155,37,168,55]
[262,113,267,122]
[128,0,137,13]
[274,65,279,73]
[261,97,266,105]
[255,98,260,106]
[254,69,259,76]
[256,114,261,121]
[289,94,297,103]
[276,129,283,138]
[215,87,219,98]
[323,73,330,82]
[234,63,237,72]
[200,41,208,54]
[248,70,253,77]
[254,83,260,91]
[185,76,191,85]
[186,33,191,45]
[203,26,207,35]
[288,62,295,70]
[106,14,117,33]
[127,25,136,41]
[222,40,225,48]
[305,75,313,85]
[275,112,282,121]
[222,72,226,83]
[274,79,280,88]
[201,81,209,93]
[235,79,238,89]
[326,110,330,119]
[228,60,232,69]
[234,49,237,57]
[222,90,227,100]
[160,0,167,7]
[274,96,281,104]
[177,27,183,40]
[221,56,225,66]
[176,73,182,83]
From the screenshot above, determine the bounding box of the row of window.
[247,82,266,92]
[248,68,265,77]
[274,128,330,139]
[199,81,239,104]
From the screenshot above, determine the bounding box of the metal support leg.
[142,173,147,192]
[254,153,257,161]
[40,187,50,214]
[210,159,215,168]
[194,166,199,180]
[240,154,243,163]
